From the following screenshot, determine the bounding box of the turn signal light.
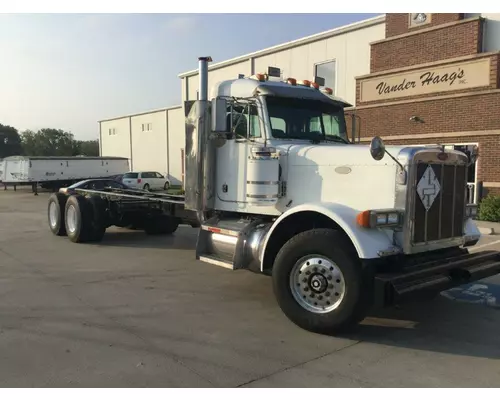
[311,82,320,89]
[356,210,372,228]
[255,73,266,82]
[322,87,333,95]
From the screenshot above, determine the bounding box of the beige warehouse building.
[99,15,386,185]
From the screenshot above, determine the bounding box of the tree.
[21,128,76,156]
[0,123,23,158]
[73,140,99,156]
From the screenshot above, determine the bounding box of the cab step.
[198,255,235,270]
[196,216,270,272]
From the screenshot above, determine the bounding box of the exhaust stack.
[184,56,214,222]
[198,57,212,101]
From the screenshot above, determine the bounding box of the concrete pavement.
[1,189,500,387]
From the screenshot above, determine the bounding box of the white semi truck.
[47,56,500,334]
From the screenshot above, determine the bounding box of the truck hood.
[273,143,408,168]
[270,142,412,211]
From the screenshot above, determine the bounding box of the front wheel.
[272,228,372,335]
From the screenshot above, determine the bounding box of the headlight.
[387,212,400,224]
[357,209,403,228]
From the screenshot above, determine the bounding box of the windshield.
[266,97,348,143]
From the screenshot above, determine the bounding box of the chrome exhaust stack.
[198,56,211,101]
[184,56,214,223]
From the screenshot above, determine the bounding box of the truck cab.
[182,56,500,334]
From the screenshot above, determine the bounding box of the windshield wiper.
[323,135,350,144]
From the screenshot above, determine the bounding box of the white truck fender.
[260,202,394,271]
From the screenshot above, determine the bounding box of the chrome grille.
[412,162,467,245]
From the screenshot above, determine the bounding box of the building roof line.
[98,104,182,123]
[177,14,386,78]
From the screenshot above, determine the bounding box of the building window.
[141,123,152,132]
[314,60,336,94]
[108,128,116,136]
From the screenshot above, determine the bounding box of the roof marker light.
[297,80,311,87]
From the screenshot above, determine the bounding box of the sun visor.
[254,84,352,108]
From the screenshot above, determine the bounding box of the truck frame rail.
[73,187,186,205]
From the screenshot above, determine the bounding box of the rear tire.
[87,196,107,242]
[163,182,170,190]
[272,228,373,335]
[48,193,68,236]
[143,184,150,191]
[64,195,94,243]
[144,215,180,235]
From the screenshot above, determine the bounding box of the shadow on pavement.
[90,226,198,250]
[340,292,500,360]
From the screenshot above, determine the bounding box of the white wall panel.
[252,22,385,105]
[184,60,251,102]
[100,118,131,165]
[166,107,184,185]
[130,111,167,175]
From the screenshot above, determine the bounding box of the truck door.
[215,102,262,204]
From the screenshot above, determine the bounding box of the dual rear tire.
[48,194,180,242]
[48,193,106,243]
[48,193,67,236]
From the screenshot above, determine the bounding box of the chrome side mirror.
[211,98,228,132]
[370,136,386,161]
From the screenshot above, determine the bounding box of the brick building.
[353,13,500,203]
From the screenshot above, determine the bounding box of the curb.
[478,227,495,235]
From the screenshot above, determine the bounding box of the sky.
[0,13,380,141]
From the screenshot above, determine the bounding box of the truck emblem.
[335,166,352,175]
[416,165,441,211]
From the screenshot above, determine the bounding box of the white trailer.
[46,56,500,335]
[0,159,4,183]
[2,156,129,192]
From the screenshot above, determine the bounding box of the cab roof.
[210,78,352,108]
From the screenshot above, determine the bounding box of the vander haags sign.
[359,58,491,103]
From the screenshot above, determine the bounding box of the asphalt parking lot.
[1,188,500,388]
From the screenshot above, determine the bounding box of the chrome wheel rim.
[289,255,346,314]
[66,205,77,234]
[49,202,58,228]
